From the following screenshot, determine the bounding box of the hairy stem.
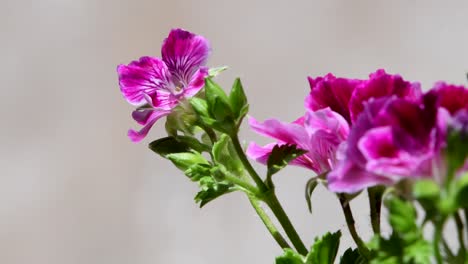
[265,192,308,255]
[368,186,384,235]
[248,195,291,249]
[434,222,443,264]
[454,212,466,257]
[230,133,308,255]
[339,195,370,259]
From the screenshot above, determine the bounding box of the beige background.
[1,0,468,263]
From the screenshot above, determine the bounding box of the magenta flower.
[246,108,350,175]
[306,74,360,124]
[306,69,422,125]
[328,93,440,193]
[117,28,210,142]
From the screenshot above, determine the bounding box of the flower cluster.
[118,29,468,264]
[248,69,468,193]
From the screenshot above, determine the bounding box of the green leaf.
[194,176,232,207]
[165,152,209,171]
[229,78,249,121]
[305,177,319,214]
[275,249,305,264]
[339,248,367,264]
[208,66,228,77]
[267,144,307,177]
[402,239,432,264]
[412,179,440,222]
[386,197,418,238]
[176,135,211,153]
[148,137,191,157]
[306,231,341,264]
[212,134,243,176]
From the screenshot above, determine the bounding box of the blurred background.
[1,0,468,263]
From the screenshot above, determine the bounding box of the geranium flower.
[246,107,349,175]
[117,28,210,142]
[306,69,422,125]
[328,93,440,193]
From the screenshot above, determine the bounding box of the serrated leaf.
[166,152,208,171]
[385,197,417,237]
[267,144,307,177]
[339,248,367,264]
[305,231,341,264]
[148,137,191,157]
[455,173,468,209]
[275,249,305,264]
[229,78,249,121]
[305,177,319,214]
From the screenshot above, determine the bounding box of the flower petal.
[306,74,359,123]
[328,161,392,193]
[117,56,171,105]
[182,67,209,98]
[349,69,422,122]
[304,108,349,141]
[127,109,171,142]
[431,82,468,115]
[248,117,308,145]
[246,142,276,164]
[161,28,210,85]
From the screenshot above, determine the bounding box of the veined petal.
[183,67,209,98]
[248,117,308,145]
[117,56,171,105]
[328,161,392,193]
[349,69,422,122]
[161,28,210,85]
[246,142,276,164]
[127,109,171,142]
[304,108,349,141]
[306,74,359,123]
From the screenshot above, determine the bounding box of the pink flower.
[246,108,350,175]
[328,93,440,193]
[117,29,210,142]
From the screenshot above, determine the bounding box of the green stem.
[230,134,268,192]
[434,222,443,264]
[464,209,468,247]
[265,192,308,255]
[230,133,308,255]
[368,186,384,235]
[339,195,370,259]
[247,195,291,249]
[223,173,260,195]
[454,212,466,257]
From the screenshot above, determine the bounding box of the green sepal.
[208,66,228,77]
[204,78,233,117]
[275,249,305,264]
[229,78,249,121]
[190,97,210,118]
[306,231,341,264]
[165,152,209,171]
